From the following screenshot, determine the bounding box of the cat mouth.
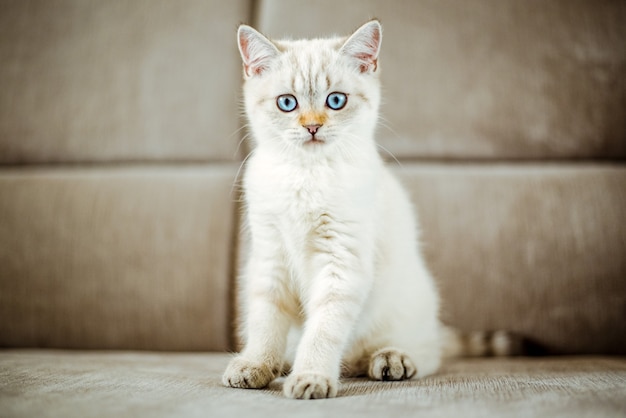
[303,137,326,145]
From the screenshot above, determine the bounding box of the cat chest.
[257,179,373,255]
[245,156,377,252]
[247,163,344,215]
[276,180,345,244]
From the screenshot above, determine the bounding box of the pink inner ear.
[245,58,268,77]
[355,53,378,73]
[238,34,256,76]
[362,25,380,72]
[369,26,381,52]
[239,36,250,59]
[238,27,276,77]
[342,21,381,73]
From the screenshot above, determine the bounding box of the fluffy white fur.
[223,20,442,399]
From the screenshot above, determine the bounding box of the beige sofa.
[1,1,625,416]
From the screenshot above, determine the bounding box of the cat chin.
[303,138,326,146]
[288,135,329,147]
[286,137,333,156]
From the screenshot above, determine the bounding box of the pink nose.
[304,124,322,135]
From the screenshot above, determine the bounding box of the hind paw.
[368,348,416,381]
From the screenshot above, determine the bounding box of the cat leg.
[222,287,291,388]
[222,247,293,389]
[362,257,442,381]
[222,299,291,388]
[341,315,442,381]
[283,262,372,399]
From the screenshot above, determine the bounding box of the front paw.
[222,356,278,389]
[283,373,338,399]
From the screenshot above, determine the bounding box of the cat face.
[237,21,382,157]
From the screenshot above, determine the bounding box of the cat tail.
[440,326,547,358]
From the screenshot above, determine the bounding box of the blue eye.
[276,94,297,112]
[326,92,347,110]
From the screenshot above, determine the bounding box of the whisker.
[230,150,254,199]
[376,143,403,169]
[233,131,252,159]
[228,123,249,139]
[377,113,410,148]
[230,121,253,159]
[339,131,372,164]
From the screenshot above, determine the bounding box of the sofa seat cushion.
[0,166,237,351]
[1,350,624,417]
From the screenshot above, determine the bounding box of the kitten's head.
[237,20,382,158]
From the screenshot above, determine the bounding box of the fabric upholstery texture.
[0,166,237,351]
[1,351,625,418]
[256,0,626,159]
[0,0,623,355]
[1,1,625,416]
[398,164,626,355]
[0,0,248,163]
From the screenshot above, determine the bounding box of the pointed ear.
[237,25,279,78]
[340,20,382,73]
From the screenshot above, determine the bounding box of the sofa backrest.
[257,0,626,160]
[0,0,249,351]
[1,0,625,355]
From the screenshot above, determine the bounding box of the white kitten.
[223,20,443,400]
